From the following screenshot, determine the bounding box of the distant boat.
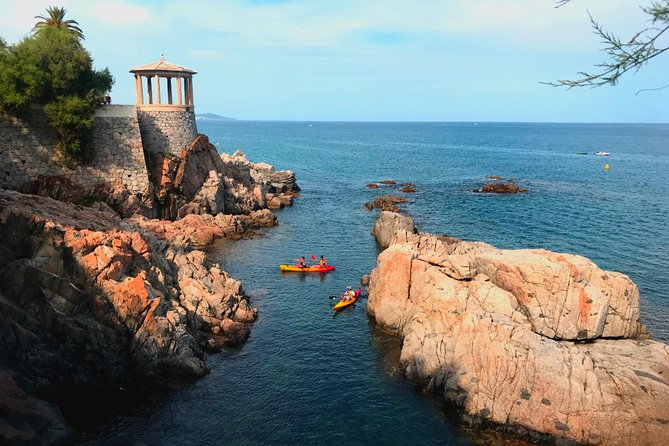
[595,151,611,156]
[576,151,588,155]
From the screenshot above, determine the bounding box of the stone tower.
[130,55,199,156]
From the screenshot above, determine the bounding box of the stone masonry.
[0,109,60,189]
[0,105,152,210]
[137,109,198,157]
[90,106,151,196]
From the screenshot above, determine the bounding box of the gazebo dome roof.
[130,54,196,75]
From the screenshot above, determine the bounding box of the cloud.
[87,1,152,26]
[151,0,643,53]
[0,0,153,42]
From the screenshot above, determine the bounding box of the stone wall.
[137,109,198,156]
[0,106,152,214]
[0,109,60,189]
[89,108,151,196]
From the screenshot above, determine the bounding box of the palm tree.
[32,6,85,40]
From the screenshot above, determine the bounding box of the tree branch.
[546,0,669,88]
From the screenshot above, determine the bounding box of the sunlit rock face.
[0,189,258,388]
[367,211,669,446]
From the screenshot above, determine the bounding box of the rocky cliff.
[148,135,299,220]
[0,189,273,444]
[367,211,669,445]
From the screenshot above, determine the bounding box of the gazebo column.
[134,74,143,105]
[130,57,196,109]
[147,76,153,104]
[155,74,162,105]
[188,76,194,106]
[176,76,182,105]
[167,77,173,105]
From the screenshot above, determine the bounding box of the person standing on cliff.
[104,93,111,105]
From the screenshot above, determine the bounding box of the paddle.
[328,292,368,300]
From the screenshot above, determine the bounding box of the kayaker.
[319,256,327,267]
[341,286,354,301]
[298,256,307,268]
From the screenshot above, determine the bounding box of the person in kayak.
[319,256,327,267]
[341,286,355,301]
[298,256,307,268]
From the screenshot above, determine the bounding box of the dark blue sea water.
[81,122,669,445]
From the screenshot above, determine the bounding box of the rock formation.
[371,195,407,213]
[367,211,669,445]
[0,369,72,445]
[474,180,528,193]
[148,136,299,220]
[0,189,265,443]
[1,104,300,443]
[23,174,153,218]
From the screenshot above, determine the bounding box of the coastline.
[0,122,300,443]
[2,119,664,442]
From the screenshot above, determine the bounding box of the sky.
[1,0,668,122]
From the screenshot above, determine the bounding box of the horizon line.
[195,117,669,125]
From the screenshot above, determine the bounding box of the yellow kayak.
[279,264,335,273]
[332,288,361,311]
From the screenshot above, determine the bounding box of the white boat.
[595,151,610,156]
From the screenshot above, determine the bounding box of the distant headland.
[196,113,237,121]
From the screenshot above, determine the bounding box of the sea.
[79,121,669,445]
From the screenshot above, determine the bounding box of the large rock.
[147,137,299,220]
[222,150,300,211]
[367,213,669,445]
[0,369,72,445]
[22,174,153,218]
[0,189,258,431]
[371,211,416,249]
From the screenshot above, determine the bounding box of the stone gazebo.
[130,55,199,156]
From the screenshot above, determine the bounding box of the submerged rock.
[372,195,407,213]
[474,180,528,194]
[366,211,669,445]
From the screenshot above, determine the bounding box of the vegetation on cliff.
[0,8,113,165]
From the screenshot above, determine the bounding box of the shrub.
[0,27,113,165]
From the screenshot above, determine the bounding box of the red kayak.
[279,264,335,273]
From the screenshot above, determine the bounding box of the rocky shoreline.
[0,142,299,444]
[367,211,669,445]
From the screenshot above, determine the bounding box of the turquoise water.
[81,122,669,444]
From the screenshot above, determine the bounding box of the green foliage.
[44,95,96,164]
[32,6,84,40]
[549,0,669,88]
[0,26,114,165]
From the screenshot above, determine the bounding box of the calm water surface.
[80,122,669,445]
